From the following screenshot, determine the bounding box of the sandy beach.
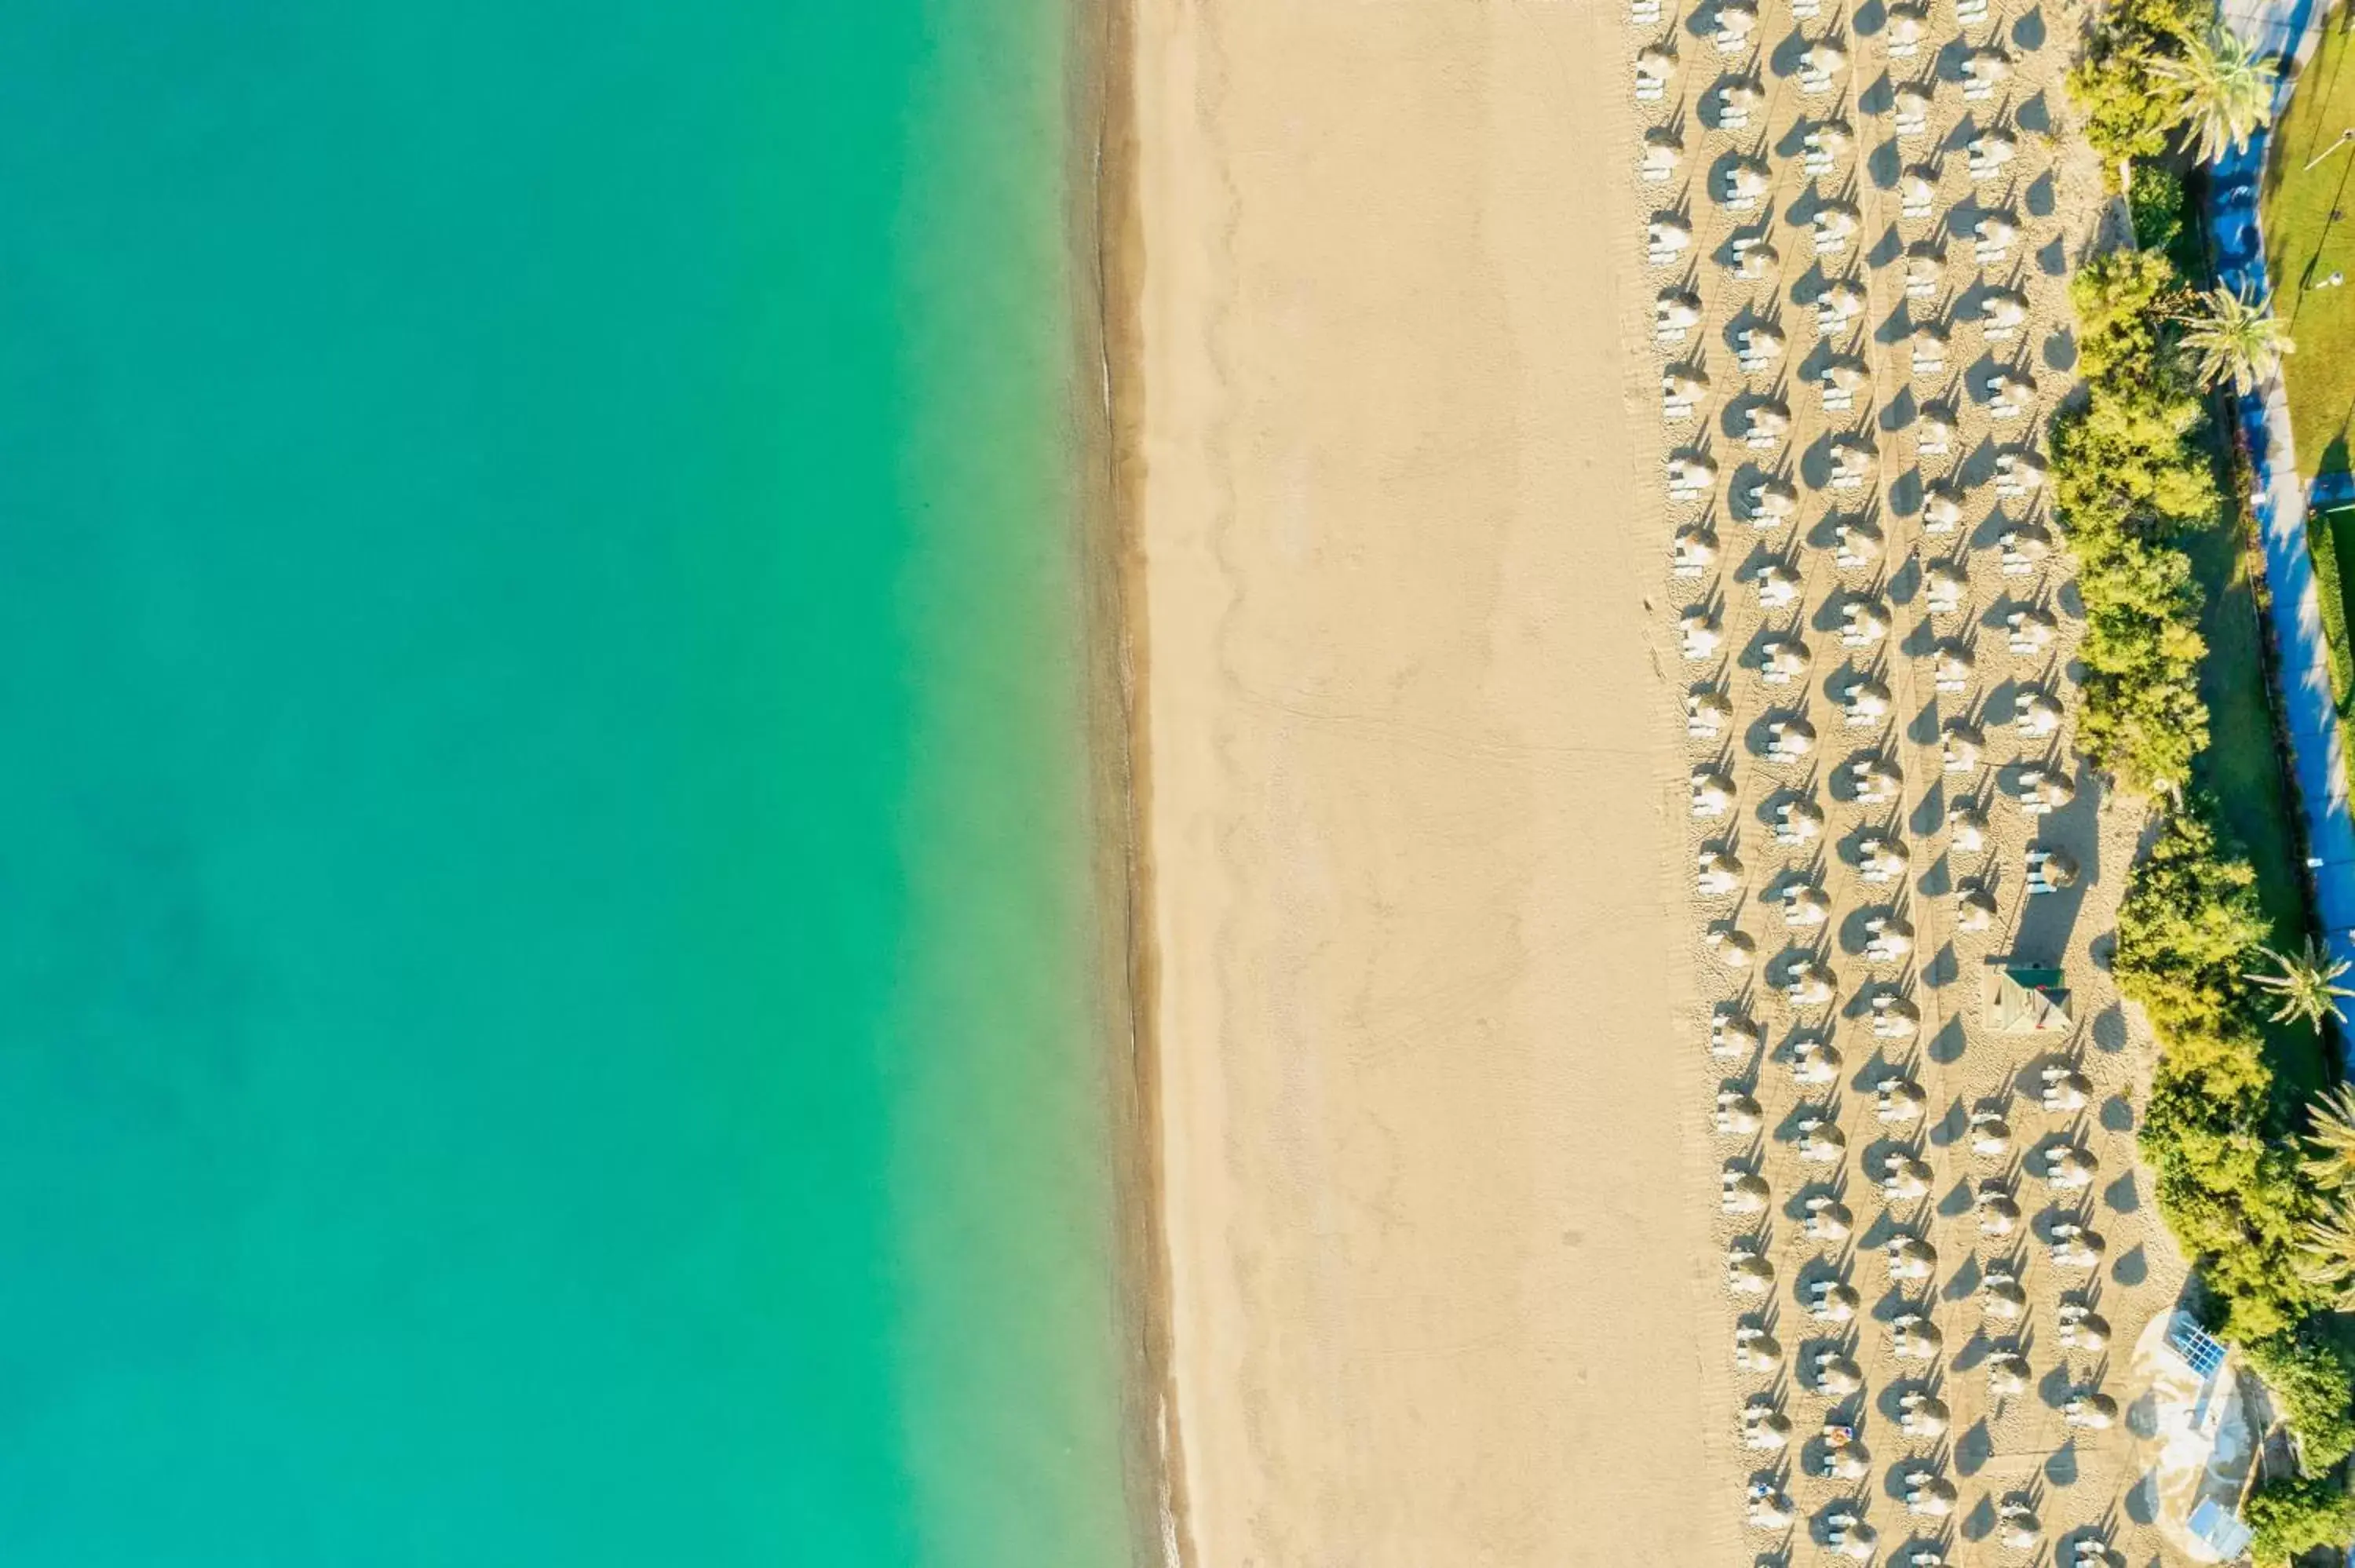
[1124,0,2193,1559]
[1127,2,1734,1561]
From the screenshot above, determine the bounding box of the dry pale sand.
[1129,2,1738,1563]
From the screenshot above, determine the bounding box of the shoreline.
[1072,0,1185,1560]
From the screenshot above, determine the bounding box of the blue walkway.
[2203,3,2355,992]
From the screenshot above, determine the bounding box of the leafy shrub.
[2247,1472,2355,1566]
[2133,163,2189,252]
[2246,1330,2355,1470]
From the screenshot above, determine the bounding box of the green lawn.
[2266,12,2355,478]
[2184,493,2337,1103]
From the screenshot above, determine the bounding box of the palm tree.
[2149,25,2280,162]
[2245,935,2355,1030]
[2300,1203,2355,1307]
[2304,1084,2355,1190]
[2174,283,2295,394]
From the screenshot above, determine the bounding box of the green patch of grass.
[2266,13,2355,478]
[2183,490,2336,1103]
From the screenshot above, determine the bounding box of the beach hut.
[1986,966,2072,1034]
[1680,605,1722,660]
[1670,523,1718,578]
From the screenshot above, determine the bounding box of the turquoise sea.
[0,2,1131,1563]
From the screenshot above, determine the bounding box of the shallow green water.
[0,2,1128,1563]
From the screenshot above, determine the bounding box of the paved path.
[2204,3,2355,993]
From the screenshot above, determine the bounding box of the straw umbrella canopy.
[1948,798,1989,851]
[1915,392,1955,448]
[1954,882,1997,930]
[1812,202,1860,249]
[1671,523,1718,574]
[1784,960,1838,1007]
[2042,1067,2092,1113]
[2042,1141,2097,1188]
[1806,1279,1860,1322]
[1656,288,1703,332]
[1642,128,1685,181]
[1745,477,1800,523]
[1976,1182,2021,1235]
[1833,516,1883,567]
[1716,78,1764,119]
[1969,132,2017,178]
[1816,278,1867,327]
[2059,1304,2112,1350]
[1964,46,2012,88]
[1921,480,1966,534]
[1697,847,1743,895]
[1875,1072,1926,1120]
[1795,1115,1846,1162]
[1986,1350,2030,1397]
[1982,288,2031,336]
[1743,399,1792,444]
[1722,1167,1772,1216]
[1742,1397,1791,1449]
[1886,4,1929,53]
[1879,1153,1932,1201]
[1903,1469,1959,1517]
[2050,1222,2105,1268]
[1803,1193,1852,1240]
[2014,686,2064,736]
[1981,1269,2028,1319]
[1890,1312,1944,1362]
[1840,674,1892,725]
[1942,719,1984,771]
[1755,636,1811,680]
[1745,1482,1795,1528]
[1999,1503,2043,1548]
[1766,716,1816,762]
[1969,1110,2012,1156]
[1752,559,1802,607]
[1899,1391,1949,1437]
[1775,793,1826,843]
[1636,44,1679,87]
[1885,1232,1937,1281]
[1782,881,1831,927]
[2064,1390,2119,1428]
[1691,768,1736,817]
[1726,1245,1776,1294]
[1681,605,1722,660]
[1858,833,1910,882]
[1810,1351,1864,1396]
[1788,1037,1840,1086]
[1706,926,1758,969]
[1715,1088,1764,1134]
[1899,167,1937,213]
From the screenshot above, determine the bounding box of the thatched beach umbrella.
[1648,214,1693,266]
[1899,1390,1949,1437]
[2058,1303,2111,1351]
[2000,523,2054,576]
[1642,127,1685,184]
[1834,516,1882,569]
[1977,1182,2021,1235]
[1811,201,1860,255]
[2041,1066,2092,1113]
[1806,1278,1860,1322]
[1886,2,1930,57]
[1969,131,2017,181]
[1671,523,1718,578]
[1890,1311,1943,1362]
[1711,1008,1764,1058]
[1722,1165,1772,1216]
[1985,1349,2029,1397]
[1948,798,1989,851]
[1743,399,1792,447]
[1973,211,2018,261]
[1752,559,1802,608]
[1921,480,1966,535]
[1713,0,1759,51]
[1800,41,1849,94]
[1825,1512,1878,1559]
[1726,1244,1777,1295]
[1715,1088,1765,1134]
[1692,768,1736,818]
[1819,356,1868,409]
[1816,279,1867,332]
[1742,1396,1792,1449]
[1911,320,1949,377]
[2041,1141,2096,1188]
[1662,364,1710,421]
[1955,883,1997,930]
[1829,437,1875,492]
[1879,1152,1932,1201]
[1719,157,1771,213]
[1697,847,1744,895]
[1902,1467,1957,1517]
[1774,793,1826,844]
[1858,833,1910,885]
[2026,844,2079,892]
[1681,605,1723,660]
[1998,1501,2043,1549]
[1987,369,2037,420]
[1804,118,1854,174]
[1656,287,1703,343]
[1915,393,1955,451]
[2064,1390,2119,1428]
[1706,926,1758,969]
[1784,960,1837,1008]
[1969,1109,2012,1157]
[1850,754,1902,804]
[1962,45,2011,97]
[1635,44,1678,100]
[1667,450,1718,501]
[1933,637,1976,692]
[1744,477,1800,526]
[1894,82,1934,138]
[1715,77,1765,128]
[1886,1232,1937,1281]
[1900,166,1937,220]
[1875,1070,1926,1120]
[2050,1221,2105,1269]
[1782,881,1831,928]
[1766,716,1816,763]
[1804,1192,1853,1240]
[1686,687,1733,738]
[1745,1481,1796,1528]
[1811,1351,1864,1396]
[1733,1322,1783,1371]
[1942,718,1984,772]
[1795,1114,1847,1163]
[1788,1036,1840,1085]
[1840,674,1892,727]
[1730,235,1780,281]
[2014,686,2063,738]
[1755,636,1810,684]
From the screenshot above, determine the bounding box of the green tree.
[2174,283,2296,395]
[2247,935,2355,1031]
[2245,1471,2355,1566]
[2302,1083,2355,1191]
[2151,24,2281,162]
